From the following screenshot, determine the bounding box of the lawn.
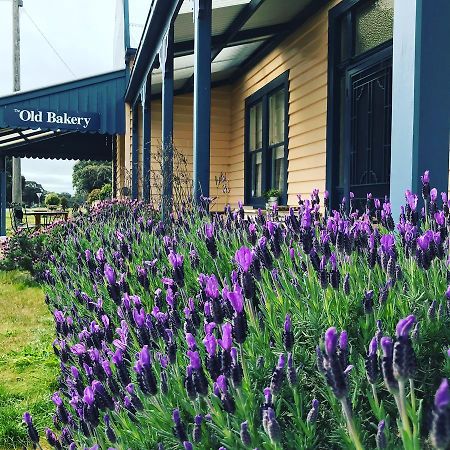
[0,271,57,449]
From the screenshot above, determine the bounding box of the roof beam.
[173,24,285,57]
[125,0,184,103]
[180,0,267,93]
[228,0,330,83]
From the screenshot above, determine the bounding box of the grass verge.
[0,270,57,449]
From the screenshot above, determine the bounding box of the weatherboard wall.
[227,1,336,207]
[120,1,339,209]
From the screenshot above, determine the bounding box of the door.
[344,57,392,211]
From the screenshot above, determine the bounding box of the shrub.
[59,197,68,210]
[20,173,450,450]
[86,188,101,204]
[99,183,112,200]
[44,193,60,207]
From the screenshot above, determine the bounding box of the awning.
[126,0,327,100]
[0,69,126,161]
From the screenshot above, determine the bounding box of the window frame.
[326,0,393,208]
[244,71,290,207]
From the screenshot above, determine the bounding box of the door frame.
[326,0,393,209]
[343,47,393,204]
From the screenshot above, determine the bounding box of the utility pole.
[12,0,23,205]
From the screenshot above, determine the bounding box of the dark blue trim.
[244,71,289,207]
[161,25,174,222]
[131,104,139,199]
[125,0,183,104]
[326,0,393,208]
[193,0,212,203]
[0,70,126,135]
[142,77,151,203]
[181,0,266,93]
[173,25,283,58]
[0,156,6,236]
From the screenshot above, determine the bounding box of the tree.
[72,160,111,197]
[22,180,46,207]
[45,192,60,207]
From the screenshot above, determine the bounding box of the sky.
[0,0,136,194]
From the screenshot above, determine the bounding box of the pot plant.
[264,188,282,209]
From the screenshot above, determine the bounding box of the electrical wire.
[22,7,77,77]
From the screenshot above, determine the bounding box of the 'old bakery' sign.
[4,107,100,132]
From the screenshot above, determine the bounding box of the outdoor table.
[24,210,69,228]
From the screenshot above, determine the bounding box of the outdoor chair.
[8,203,33,234]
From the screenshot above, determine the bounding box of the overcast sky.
[0,0,148,194]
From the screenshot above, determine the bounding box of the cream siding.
[228,1,338,206]
[119,1,342,209]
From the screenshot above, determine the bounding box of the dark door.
[344,56,392,210]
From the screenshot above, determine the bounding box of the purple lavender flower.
[430,379,450,449]
[306,399,319,424]
[235,247,253,273]
[23,412,39,444]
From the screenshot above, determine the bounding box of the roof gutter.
[124,0,184,104]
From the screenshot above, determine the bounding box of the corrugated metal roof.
[0,70,126,135]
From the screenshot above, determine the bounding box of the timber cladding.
[121,0,341,209]
[228,0,339,207]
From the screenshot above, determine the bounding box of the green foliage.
[72,160,111,197]
[0,232,45,274]
[44,192,60,207]
[22,180,46,207]
[60,196,69,210]
[264,188,282,200]
[0,271,57,448]
[99,183,112,200]
[87,188,102,204]
[33,200,450,450]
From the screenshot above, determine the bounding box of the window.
[245,72,289,206]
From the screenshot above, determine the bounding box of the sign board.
[4,107,100,132]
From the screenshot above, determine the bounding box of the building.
[116,0,449,217]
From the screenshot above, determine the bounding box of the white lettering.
[35,111,43,122]
[19,110,32,121]
[82,117,91,128]
[47,111,57,123]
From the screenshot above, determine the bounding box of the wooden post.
[193,0,212,204]
[160,25,174,222]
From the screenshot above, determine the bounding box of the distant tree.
[87,188,102,204]
[59,192,74,208]
[99,183,112,200]
[45,192,60,207]
[22,180,46,207]
[72,160,111,197]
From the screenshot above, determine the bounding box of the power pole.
[12,0,23,205]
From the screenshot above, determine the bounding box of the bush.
[60,197,68,210]
[86,188,101,204]
[99,183,112,200]
[44,193,60,207]
[23,176,450,450]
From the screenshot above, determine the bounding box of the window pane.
[355,0,394,56]
[249,102,263,150]
[252,152,262,197]
[269,89,285,145]
[272,145,285,192]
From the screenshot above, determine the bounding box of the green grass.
[0,270,57,449]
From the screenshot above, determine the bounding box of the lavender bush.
[22,174,450,449]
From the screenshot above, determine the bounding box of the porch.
[122,0,449,217]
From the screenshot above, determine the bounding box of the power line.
[22,7,77,77]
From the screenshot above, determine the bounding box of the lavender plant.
[17,174,450,449]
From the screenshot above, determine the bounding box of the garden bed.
[7,183,450,449]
